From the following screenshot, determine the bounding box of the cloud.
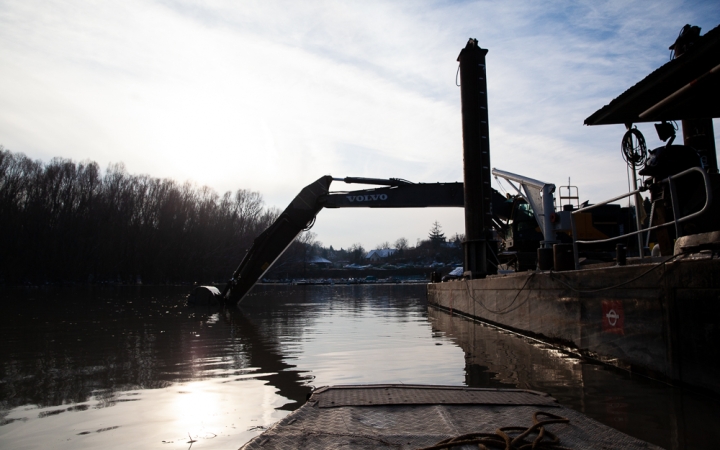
[1,0,718,248]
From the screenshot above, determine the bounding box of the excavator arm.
[220,176,333,304]
[218,176,510,306]
[321,178,464,208]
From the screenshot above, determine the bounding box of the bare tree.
[394,237,409,251]
[0,147,276,285]
[349,243,366,264]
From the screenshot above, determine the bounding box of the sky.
[1,0,719,250]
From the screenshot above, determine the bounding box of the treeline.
[0,147,279,284]
[267,224,464,277]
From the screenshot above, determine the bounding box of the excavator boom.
[217,176,510,307]
[322,182,464,208]
[221,176,333,304]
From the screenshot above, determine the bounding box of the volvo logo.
[346,194,388,202]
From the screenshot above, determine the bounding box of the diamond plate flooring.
[240,385,662,450]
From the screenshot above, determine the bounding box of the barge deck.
[240,384,660,449]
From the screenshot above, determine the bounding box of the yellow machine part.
[573,212,609,240]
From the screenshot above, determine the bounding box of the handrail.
[571,167,712,269]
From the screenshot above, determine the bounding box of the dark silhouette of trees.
[268,231,319,276]
[0,147,278,285]
[348,243,366,263]
[393,237,409,251]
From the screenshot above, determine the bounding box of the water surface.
[1,284,718,449]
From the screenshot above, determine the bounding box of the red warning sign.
[602,300,624,335]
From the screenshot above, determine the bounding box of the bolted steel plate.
[310,384,557,408]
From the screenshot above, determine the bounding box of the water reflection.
[429,307,720,450]
[239,284,464,389]
[1,285,719,449]
[0,284,451,449]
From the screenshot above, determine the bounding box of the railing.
[557,183,579,210]
[570,167,712,270]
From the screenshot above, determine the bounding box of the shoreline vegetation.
[0,147,278,285]
[0,147,463,286]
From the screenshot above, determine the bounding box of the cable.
[670,26,682,60]
[626,163,632,208]
[621,127,647,168]
[548,254,680,293]
[461,254,680,315]
[621,127,648,211]
[302,216,316,231]
[418,411,571,450]
[494,176,509,195]
[463,272,535,315]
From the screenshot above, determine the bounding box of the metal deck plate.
[241,385,662,450]
[311,384,557,408]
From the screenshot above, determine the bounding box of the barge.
[428,244,720,392]
[431,23,720,393]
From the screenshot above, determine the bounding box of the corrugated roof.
[308,256,332,264]
[366,249,396,259]
[585,24,720,126]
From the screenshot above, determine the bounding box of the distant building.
[366,249,396,262]
[307,256,332,268]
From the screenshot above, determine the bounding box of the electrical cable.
[670,26,682,60]
[621,127,648,210]
[462,272,535,315]
[620,127,647,168]
[494,176,509,195]
[461,253,681,315]
[626,164,632,208]
[548,254,680,293]
[302,216,316,231]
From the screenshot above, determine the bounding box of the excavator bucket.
[221,175,333,306]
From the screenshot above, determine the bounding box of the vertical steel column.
[624,124,645,258]
[682,120,718,173]
[630,164,645,258]
[458,39,496,278]
[671,25,718,174]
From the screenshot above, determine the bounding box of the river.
[1,284,718,449]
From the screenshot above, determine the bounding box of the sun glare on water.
[0,378,291,450]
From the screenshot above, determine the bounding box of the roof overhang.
[585,25,720,126]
